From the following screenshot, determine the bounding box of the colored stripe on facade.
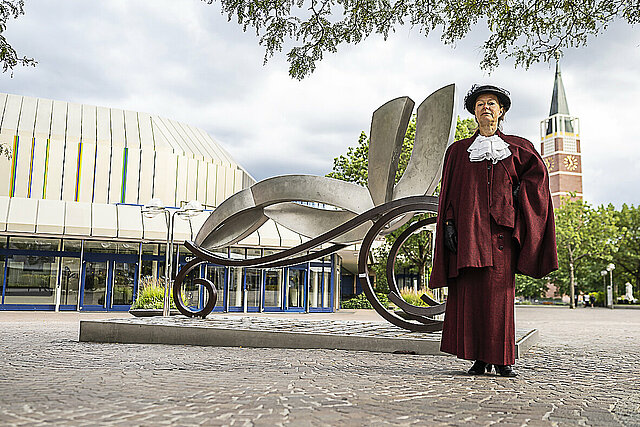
[9,136,19,197]
[120,147,128,203]
[27,138,36,198]
[74,142,83,202]
[42,139,50,198]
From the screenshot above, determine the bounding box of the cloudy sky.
[3,1,639,207]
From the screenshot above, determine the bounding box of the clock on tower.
[539,61,583,208]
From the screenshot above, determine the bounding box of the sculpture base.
[79,315,538,357]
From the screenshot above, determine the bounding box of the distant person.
[429,85,558,377]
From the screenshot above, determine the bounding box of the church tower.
[540,61,583,207]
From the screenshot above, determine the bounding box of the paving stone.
[0,307,639,425]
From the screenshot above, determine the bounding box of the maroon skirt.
[440,221,516,366]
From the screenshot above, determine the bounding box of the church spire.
[540,58,582,209]
[549,60,570,116]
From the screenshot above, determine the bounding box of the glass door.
[111,261,136,309]
[82,260,109,310]
[205,264,225,311]
[264,268,284,311]
[81,255,138,311]
[245,268,262,312]
[286,267,306,311]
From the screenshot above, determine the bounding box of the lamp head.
[178,200,205,218]
[143,198,167,217]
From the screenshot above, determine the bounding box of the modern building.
[539,61,583,207]
[0,93,339,313]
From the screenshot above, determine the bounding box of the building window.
[564,117,574,134]
[62,239,82,252]
[323,270,331,307]
[59,257,80,306]
[287,268,305,308]
[8,237,60,251]
[4,253,59,305]
[83,261,108,306]
[84,241,138,254]
[228,247,245,307]
[229,267,243,307]
[264,268,283,308]
[112,262,136,306]
[245,268,261,308]
[205,265,225,309]
[177,264,200,308]
[309,266,322,308]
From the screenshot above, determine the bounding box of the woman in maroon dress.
[428,85,558,377]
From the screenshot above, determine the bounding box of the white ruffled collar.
[467,133,511,164]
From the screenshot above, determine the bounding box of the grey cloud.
[2,1,638,208]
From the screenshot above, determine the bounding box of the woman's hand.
[444,220,458,253]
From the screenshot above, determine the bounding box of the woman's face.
[474,93,503,127]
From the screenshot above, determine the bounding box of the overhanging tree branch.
[204,0,640,78]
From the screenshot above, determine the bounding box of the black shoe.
[468,360,488,375]
[494,364,517,377]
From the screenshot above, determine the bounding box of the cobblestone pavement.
[0,307,639,426]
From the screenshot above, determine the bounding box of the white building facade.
[0,93,337,313]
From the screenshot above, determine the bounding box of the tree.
[612,204,640,295]
[552,197,618,308]
[328,116,475,290]
[1,1,36,74]
[205,0,640,79]
[515,274,548,300]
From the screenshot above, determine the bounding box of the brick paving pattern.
[0,306,639,426]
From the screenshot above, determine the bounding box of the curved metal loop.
[386,216,446,317]
[186,195,437,269]
[186,241,346,270]
[357,204,443,332]
[174,196,444,330]
[172,258,217,318]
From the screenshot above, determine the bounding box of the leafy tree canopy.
[612,204,640,291]
[550,197,618,304]
[205,0,640,79]
[0,1,36,74]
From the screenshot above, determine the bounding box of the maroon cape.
[428,130,558,365]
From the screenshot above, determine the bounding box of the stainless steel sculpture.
[173,84,457,332]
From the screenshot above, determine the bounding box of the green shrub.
[398,288,437,307]
[341,292,390,309]
[592,291,605,307]
[131,276,176,309]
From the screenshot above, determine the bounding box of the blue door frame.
[285,265,307,313]
[80,252,138,311]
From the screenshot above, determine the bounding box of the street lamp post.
[166,200,205,317]
[600,270,608,307]
[142,199,171,316]
[143,199,206,317]
[606,263,615,309]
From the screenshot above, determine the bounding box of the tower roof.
[549,61,570,116]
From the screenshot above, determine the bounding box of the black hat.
[464,84,511,115]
